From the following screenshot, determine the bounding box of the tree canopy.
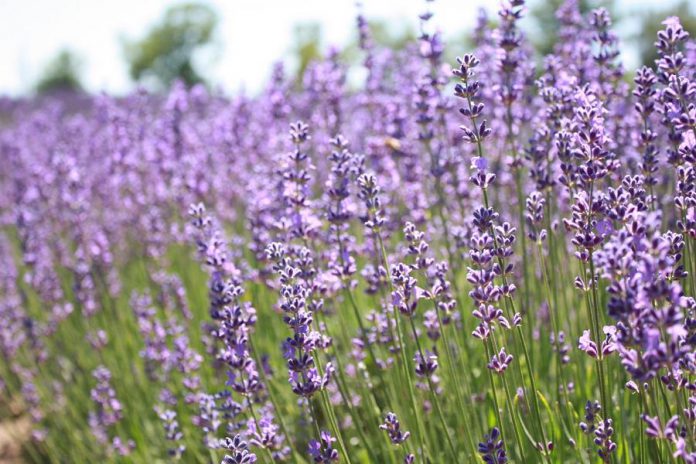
[35,49,83,95]
[124,3,218,89]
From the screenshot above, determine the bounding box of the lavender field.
[0,0,695,463]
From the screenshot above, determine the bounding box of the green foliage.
[124,3,218,89]
[527,0,615,57]
[634,0,696,67]
[34,50,83,95]
[367,19,416,50]
[339,19,416,76]
[292,23,323,83]
[291,19,415,83]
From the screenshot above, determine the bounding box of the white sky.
[0,0,692,96]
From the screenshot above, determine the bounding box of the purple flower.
[414,349,439,377]
[578,330,598,358]
[379,412,410,445]
[596,219,613,237]
[308,430,339,463]
[221,435,257,464]
[391,263,428,317]
[579,400,601,435]
[641,414,679,440]
[471,156,488,172]
[111,437,135,457]
[266,242,333,399]
[478,427,507,464]
[488,347,513,374]
[88,366,132,455]
[155,407,185,459]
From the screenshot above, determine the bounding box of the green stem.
[434,303,477,458]
[483,341,506,443]
[407,317,458,461]
[375,229,430,460]
[489,334,528,463]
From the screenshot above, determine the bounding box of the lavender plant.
[0,1,694,463]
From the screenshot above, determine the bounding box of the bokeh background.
[1,0,695,97]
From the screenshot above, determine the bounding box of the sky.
[0,0,693,96]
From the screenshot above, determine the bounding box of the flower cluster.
[379,412,411,445]
[308,431,339,463]
[478,427,508,464]
[1,2,695,463]
[88,366,134,456]
[266,242,334,398]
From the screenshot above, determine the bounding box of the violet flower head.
[633,66,660,190]
[578,398,616,460]
[379,412,411,445]
[221,435,257,464]
[88,366,133,456]
[111,437,136,457]
[247,405,290,460]
[494,0,529,167]
[594,418,617,462]
[423,309,441,341]
[655,16,689,76]
[580,400,602,435]
[453,53,492,148]
[414,349,439,377]
[195,393,222,449]
[357,173,385,231]
[308,430,339,463]
[578,330,599,358]
[525,191,547,243]
[391,263,429,317]
[487,347,513,374]
[265,241,333,398]
[155,407,185,459]
[89,366,122,440]
[283,121,319,241]
[478,427,508,464]
[641,414,680,440]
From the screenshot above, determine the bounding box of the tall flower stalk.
[454,51,551,462]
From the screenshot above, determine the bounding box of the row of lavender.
[0,0,695,462]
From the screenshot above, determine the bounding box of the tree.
[289,18,416,85]
[527,0,616,57]
[124,3,218,89]
[292,22,323,83]
[35,49,83,95]
[367,19,415,50]
[339,19,416,68]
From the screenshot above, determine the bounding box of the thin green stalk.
[247,401,278,463]
[588,255,611,441]
[316,310,380,462]
[481,188,550,463]
[334,227,390,401]
[375,229,430,460]
[537,240,574,444]
[307,398,324,439]
[637,394,645,464]
[646,384,667,464]
[514,169,532,330]
[483,341,507,443]
[407,317,458,461]
[313,350,353,464]
[249,329,305,463]
[489,334,528,463]
[433,302,477,458]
